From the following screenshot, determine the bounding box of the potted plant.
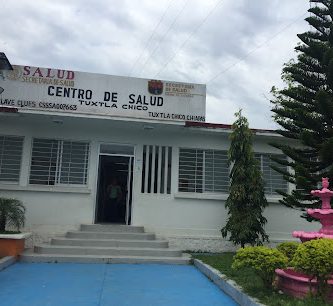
[0,197,30,257]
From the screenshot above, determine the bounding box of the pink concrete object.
[276,268,333,300]
[293,231,333,242]
[311,177,333,209]
[307,208,333,235]
[276,177,333,300]
[292,178,333,240]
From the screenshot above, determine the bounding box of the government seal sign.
[148,80,163,95]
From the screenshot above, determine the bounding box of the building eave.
[184,121,281,137]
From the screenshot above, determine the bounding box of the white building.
[0,65,317,251]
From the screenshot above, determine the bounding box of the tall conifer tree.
[271,0,333,214]
[221,111,268,247]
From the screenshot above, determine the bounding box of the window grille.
[178,148,229,193]
[29,138,89,186]
[141,145,172,194]
[0,135,24,183]
[255,153,288,195]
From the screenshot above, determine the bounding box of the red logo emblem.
[148,80,163,95]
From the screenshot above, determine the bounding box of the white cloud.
[0,0,310,128]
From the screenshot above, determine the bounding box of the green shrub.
[277,241,299,262]
[232,246,288,288]
[0,198,25,232]
[291,238,333,299]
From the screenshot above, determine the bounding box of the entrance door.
[96,155,133,224]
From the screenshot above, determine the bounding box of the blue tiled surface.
[0,263,238,306]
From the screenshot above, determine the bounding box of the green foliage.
[277,241,300,262]
[194,252,331,306]
[221,110,269,247]
[0,197,25,232]
[232,246,288,288]
[291,238,333,298]
[271,0,333,215]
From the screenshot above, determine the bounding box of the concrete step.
[20,251,191,265]
[66,231,155,240]
[80,224,145,233]
[35,245,182,257]
[21,224,189,265]
[51,238,169,248]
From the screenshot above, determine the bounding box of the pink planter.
[276,268,333,301]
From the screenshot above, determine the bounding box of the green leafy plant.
[0,198,25,233]
[195,252,331,306]
[277,241,300,263]
[291,238,333,299]
[221,110,269,247]
[232,246,288,288]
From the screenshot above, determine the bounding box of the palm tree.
[0,198,25,232]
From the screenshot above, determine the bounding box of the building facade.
[0,65,317,251]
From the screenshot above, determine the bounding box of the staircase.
[20,224,190,265]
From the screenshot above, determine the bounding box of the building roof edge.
[184,121,279,136]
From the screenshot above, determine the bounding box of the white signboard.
[0,65,206,122]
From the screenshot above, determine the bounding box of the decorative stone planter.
[0,233,32,257]
[276,268,333,301]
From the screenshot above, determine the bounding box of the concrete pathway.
[0,263,237,306]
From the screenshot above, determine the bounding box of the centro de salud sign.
[0,65,206,122]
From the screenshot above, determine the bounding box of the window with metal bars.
[141,145,172,194]
[178,148,229,193]
[0,135,24,183]
[255,153,288,195]
[29,138,89,186]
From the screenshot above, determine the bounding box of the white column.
[157,146,162,193]
[144,145,150,193]
[164,147,169,194]
[20,135,32,187]
[150,145,156,193]
[171,146,178,194]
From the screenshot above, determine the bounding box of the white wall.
[0,114,318,250]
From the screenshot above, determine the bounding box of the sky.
[0,0,311,129]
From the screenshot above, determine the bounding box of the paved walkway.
[0,263,237,306]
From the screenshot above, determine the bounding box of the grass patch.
[194,253,331,306]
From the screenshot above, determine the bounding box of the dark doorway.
[96,155,133,224]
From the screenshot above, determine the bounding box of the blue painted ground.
[0,263,237,306]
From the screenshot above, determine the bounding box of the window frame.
[0,135,24,184]
[178,147,230,194]
[29,137,90,187]
[254,152,289,196]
